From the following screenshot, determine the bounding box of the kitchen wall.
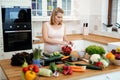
[33,0,120,39]
[32,0,90,37]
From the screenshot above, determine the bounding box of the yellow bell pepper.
[25,70,36,80]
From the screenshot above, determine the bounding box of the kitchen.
[0,0,120,80]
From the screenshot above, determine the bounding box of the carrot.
[72,68,85,72]
[70,66,86,72]
[61,56,70,60]
[70,65,85,69]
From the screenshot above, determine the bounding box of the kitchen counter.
[1,59,120,80]
[33,34,120,45]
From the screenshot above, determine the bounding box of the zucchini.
[75,63,102,70]
[43,56,62,66]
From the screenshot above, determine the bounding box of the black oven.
[1,6,32,52]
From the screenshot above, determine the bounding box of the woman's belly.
[44,43,62,53]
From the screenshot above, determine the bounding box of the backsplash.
[32,20,83,37]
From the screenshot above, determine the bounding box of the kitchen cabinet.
[31,0,75,21]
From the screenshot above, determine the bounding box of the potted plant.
[32,47,42,67]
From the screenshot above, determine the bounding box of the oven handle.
[5,30,31,33]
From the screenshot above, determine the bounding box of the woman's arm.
[63,25,73,46]
[42,22,67,45]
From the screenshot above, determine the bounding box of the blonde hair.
[50,7,64,25]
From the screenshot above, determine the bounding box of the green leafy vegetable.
[85,45,105,56]
[33,47,42,60]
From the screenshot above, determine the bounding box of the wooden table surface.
[33,34,120,45]
[1,59,120,80]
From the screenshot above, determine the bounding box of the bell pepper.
[25,70,36,80]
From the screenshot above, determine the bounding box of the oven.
[1,6,32,52]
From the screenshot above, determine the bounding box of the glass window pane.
[67,0,71,10]
[47,11,52,16]
[62,0,66,10]
[53,0,57,9]
[37,11,42,16]
[64,11,67,16]
[47,0,57,16]
[37,0,42,10]
[32,2,36,9]
[32,11,36,16]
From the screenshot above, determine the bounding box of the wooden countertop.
[33,34,120,45]
[1,59,120,80]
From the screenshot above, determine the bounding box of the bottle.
[83,23,89,35]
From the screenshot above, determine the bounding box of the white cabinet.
[81,71,120,80]
[31,0,73,21]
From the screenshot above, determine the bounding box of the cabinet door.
[47,0,57,16]
[32,0,43,16]
[62,0,72,16]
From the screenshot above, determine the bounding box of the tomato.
[62,45,72,55]
[28,64,34,70]
[94,62,103,67]
[22,67,29,73]
[33,64,39,73]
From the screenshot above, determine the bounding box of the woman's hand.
[68,41,73,46]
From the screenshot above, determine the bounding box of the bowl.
[110,59,120,66]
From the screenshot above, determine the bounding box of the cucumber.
[75,63,102,70]
[38,68,53,77]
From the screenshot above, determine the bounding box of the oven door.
[3,30,32,52]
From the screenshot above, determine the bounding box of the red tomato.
[33,64,39,73]
[22,67,28,73]
[28,64,34,70]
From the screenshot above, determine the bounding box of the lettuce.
[85,45,105,56]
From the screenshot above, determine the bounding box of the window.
[32,0,42,16]
[47,0,57,16]
[62,0,71,16]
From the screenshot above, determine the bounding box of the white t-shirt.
[44,22,65,53]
